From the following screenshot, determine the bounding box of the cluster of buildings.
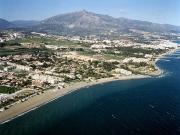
[0,30,179,111]
[122,57,149,63]
[6,62,32,72]
[31,73,64,87]
[89,39,179,51]
[0,32,24,42]
[114,68,132,76]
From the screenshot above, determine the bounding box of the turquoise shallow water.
[0,50,180,135]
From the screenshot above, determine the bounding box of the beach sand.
[0,74,149,124]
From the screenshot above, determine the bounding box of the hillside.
[35,10,180,36]
[0,18,13,29]
[1,10,180,36]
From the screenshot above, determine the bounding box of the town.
[0,30,179,112]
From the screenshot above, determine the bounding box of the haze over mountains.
[0,18,40,29]
[1,10,180,36]
[0,18,14,29]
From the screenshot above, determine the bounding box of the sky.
[0,0,180,26]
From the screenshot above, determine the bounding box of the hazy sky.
[0,0,180,25]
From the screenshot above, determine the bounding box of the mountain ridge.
[1,10,180,36]
[0,18,14,29]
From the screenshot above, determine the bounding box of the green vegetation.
[101,61,117,71]
[14,70,28,78]
[0,99,18,109]
[128,61,149,67]
[63,76,73,83]
[78,50,96,56]
[102,47,166,58]
[0,48,22,56]
[0,41,21,47]
[102,53,124,60]
[10,35,83,47]
[0,86,19,94]
[118,47,166,56]
[0,47,52,57]
[0,65,4,70]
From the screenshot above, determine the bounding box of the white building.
[123,57,149,63]
[90,44,113,50]
[115,68,132,75]
[0,94,10,104]
[32,74,63,85]
[6,62,32,71]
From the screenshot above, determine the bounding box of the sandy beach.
[0,74,149,124]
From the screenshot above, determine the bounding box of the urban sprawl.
[0,30,179,112]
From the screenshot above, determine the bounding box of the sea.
[0,49,180,135]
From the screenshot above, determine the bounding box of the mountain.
[34,10,180,36]
[0,18,14,29]
[36,10,125,35]
[12,20,40,28]
[1,10,180,36]
[0,19,39,29]
[117,17,180,33]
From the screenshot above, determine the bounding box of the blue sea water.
[0,50,180,135]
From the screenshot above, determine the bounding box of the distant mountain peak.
[79,9,89,14]
[34,10,180,36]
[74,10,94,17]
[1,10,180,35]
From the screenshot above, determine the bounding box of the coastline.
[0,74,149,124]
[154,47,180,77]
[0,47,179,125]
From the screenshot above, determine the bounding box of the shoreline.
[0,47,179,124]
[0,75,149,124]
[154,48,180,77]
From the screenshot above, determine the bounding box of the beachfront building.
[58,83,66,89]
[31,74,63,85]
[114,68,132,76]
[0,94,13,104]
